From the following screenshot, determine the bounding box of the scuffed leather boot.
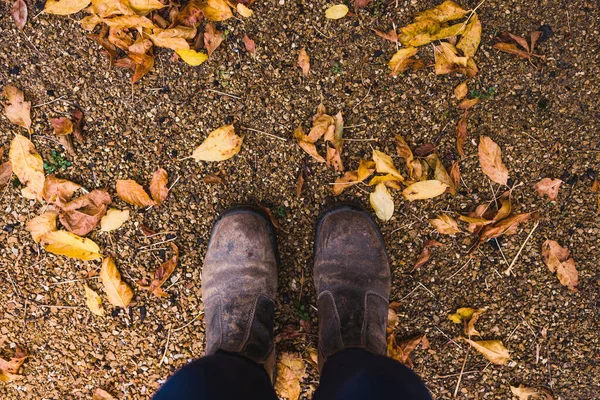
[202,206,278,381]
[313,204,391,370]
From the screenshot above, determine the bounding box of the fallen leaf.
[510,385,553,400]
[298,48,310,76]
[204,22,224,56]
[4,85,31,132]
[9,134,45,200]
[331,170,358,196]
[129,0,166,14]
[149,167,169,205]
[434,42,472,76]
[84,284,105,316]
[294,125,325,163]
[93,388,117,400]
[116,179,156,207]
[478,136,509,185]
[402,180,448,201]
[448,307,475,323]
[275,352,307,400]
[414,1,467,22]
[296,169,305,199]
[42,175,81,205]
[100,208,130,232]
[450,161,460,189]
[142,243,179,297]
[0,161,13,187]
[192,124,244,162]
[236,3,253,17]
[456,13,481,57]
[533,178,562,201]
[176,49,208,66]
[354,0,371,8]
[456,111,467,157]
[459,97,479,110]
[425,153,455,195]
[370,183,394,221]
[12,0,27,30]
[479,212,537,242]
[429,214,461,235]
[454,81,468,100]
[44,0,90,15]
[388,334,426,367]
[100,256,134,308]
[149,27,195,50]
[465,308,486,337]
[41,230,102,260]
[243,34,256,56]
[26,211,58,242]
[372,150,404,181]
[59,189,112,236]
[203,173,223,184]
[541,240,578,292]
[412,239,443,271]
[368,174,401,186]
[200,0,233,21]
[0,345,27,382]
[373,28,398,43]
[50,116,73,135]
[357,159,375,181]
[388,47,419,76]
[461,338,510,365]
[325,4,348,19]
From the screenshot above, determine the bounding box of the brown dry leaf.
[425,153,455,195]
[373,28,398,43]
[12,0,27,30]
[26,211,58,243]
[149,31,191,51]
[493,31,543,61]
[0,161,12,187]
[402,180,448,201]
[142,243,179,298]
[243,34,256,56]
[479,212,537,242]
[533,178,562,201]
[4,85,32,132]
[172,0,203,27]
[388,334,426,368]
[326,145,344,172]
[9,134,45,200]
[510,385,553,400]
[429,214,461,235]
[294,125,325,163]
[354,0,371,8]
[44,0,90,15]
[100,208,130,232]
[42,175,81,205]
[331,170,358,196]
[100,256,134,308]
[116,180,156,207]
[298,48,310,76]
[458,97,479,110]
[411,239,443,271]
[461,338,510,365]
[454,81,468,100]
[59,189,112,236]
[192,124,244,162]
[541,240,578,292]
[0,346,27,382]
[84,284,105,316]
[450,161,460,189]
[388,47,418,76]
[456,13,481,57]
[370,183,394,221]
[465,308,486,337]
[372,150,404,181]
[478,136,509,185]
[456,111,467,157]
[296,169,305,199]
[41,230,102,260]
[203,173,223,184]
[201,0,233,21]
[204,22,224,56]
[93,388,117,400]
[275,352,307,400]
[434,42,470,76]
[50,116,73,135]
[149,168,169,205]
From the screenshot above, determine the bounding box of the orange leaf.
[298,48,310,76]
[149,167,169,205]
[116,179,156,207]
[541,240,578,292]
[478,136,508,185]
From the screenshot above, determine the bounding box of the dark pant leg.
[313,348,432,400]
[153,351,278,400]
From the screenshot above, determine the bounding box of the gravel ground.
[1,0,599,398]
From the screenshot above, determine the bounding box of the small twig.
[434,326,462,350]
[417,281,436,298]
[344,138,379,142]
[168,175,181,191]
[138,237,177,250]
[159,324,173,366]
[50,277,100,285]
[173,312,205,333]
[32,95,67,108]
[435,370,480,379]
[495,238,509,268]
[453,345,470,397]
[312,23,332,39]
[205,89,241,99]
[352,86,372,110]
[504,220,540,276]
[140,230,177,239]
[344,123,367,129]
[448,258,473,279]
[242,127,287,141]
[399,285,420,301]
[37,305,87,310]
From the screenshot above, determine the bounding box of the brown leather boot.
[313,204,391,370]
[202,206,278,381]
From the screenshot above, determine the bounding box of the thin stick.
[242,127,287,141]
[173,312,205,332]
[344,138,379,142]
[352,86,372,110]
[344,123,367,129]
[435,370,479,379]
[168,175,181,191]
[399,285,420,301]
[138,237,177,250]
[449,258,472,279]
[32,95,67,108]
[453,345,470,397]
[205,89,241,99]
[495,238,509,267]
[504,221,540,276]
[50,277,99,285]
[434,326,462,350]
[140,230,177,238]
[37,305,87,310]
[417,281,436,298]
[159,324,173,366]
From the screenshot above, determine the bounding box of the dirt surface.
[1,0,599,398]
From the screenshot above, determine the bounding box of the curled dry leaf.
[370,183,394,221]
[93,388,117,400]
[243,35,256,56]
[456,111,467,157]
[129,0,166,14]
[425,153,455,195]
[41,230,102,260]
[454,81,468,100]
[411,239,443,271]
[388,333,426,368]
[373,28,398,43]
[84,284,105,316]
[176,49,208,66]
[449,307,487,337]
[50,117,73,135]
[26,211,58,243]
[71,108,84,141]
[44,0,91,15]
[100,208,130,232]
[275,352,307,400]
[0,345,27,382]
[100,256,134,308]
[4,85,32,132]
[450,161,460,189]
[510,385,554,400]
[142,243,179,298]
[59,189,112,236]
[459,97,479,110]
[541,240,578,292]
[402,180,448,201]
[204,22,224,57]
[192,124,243,162]
[12,0,28,30]
[9,134,45,200]
[429,214,461,235]
[461,338,510,365]
[388,47,418,76]
[149,168,169,205]
[298,48,310,76]
[331,170,358,196]
[456,13,481,57]
[533,178,562,201]
[478,136,509,185]
[479,212,537,242]
[325,4,348,19]
[372,150,404,181]
[294,125,325,163]
[42,175,81,205]
[116,179,156,207]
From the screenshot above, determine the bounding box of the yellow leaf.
[41,230,102,260]
[425,153,455,195]
[402,180,447,201]
[44,0,90,15]
[192,124,243,161]
[236,3,253,17]
[448,307,475,323]
[84,284,105,316]
[3,85,31,132]
[116,180,156,207]
[388,47,418,76]
[100,208,130,232]
[201,0,232,21]
[129,0,166,14]
[456,13,482,58]
[103,15,156,29]
[9,134,45,200]
[372,150,404,181]
[370,183,394,221]
[368,174,401,186]
[325,4,348,19]
[26,211,58,243]
[89,0,133,18]
[414,0,467,23]
[357,159,375,181]
[176,49,209,66]
[428,214,461,235]
[331,171,358,196]
[149,30,191,51]
[454,81,468,100]
[461,338,510,365]
[275,352,307,400]
[149,167,169,205]
[478,136,509,185]
[100,256,134,308]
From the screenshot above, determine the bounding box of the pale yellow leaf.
[100,208,130,232]
[26,211,58,243]
[41,230,102,260]
[100,256,134,308]
[368,174,401,186]
[402,180,448,201]
[129,0,166,14]
[370,183,394,221]
[372,150,404,181]
[462,338,510,365]
[192,124,243,161]
[9,134,45,200]
[236,3,253,17]
[44,0,90,15]
[3,85,31,131]
[275,352,307,400]
[84,284,105,316]
[116,180,156,207]
[201,0,232,21]
[176,49,208,66]
[478,136,509,185]
[325,4,348,19]
[429,213,461,235]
